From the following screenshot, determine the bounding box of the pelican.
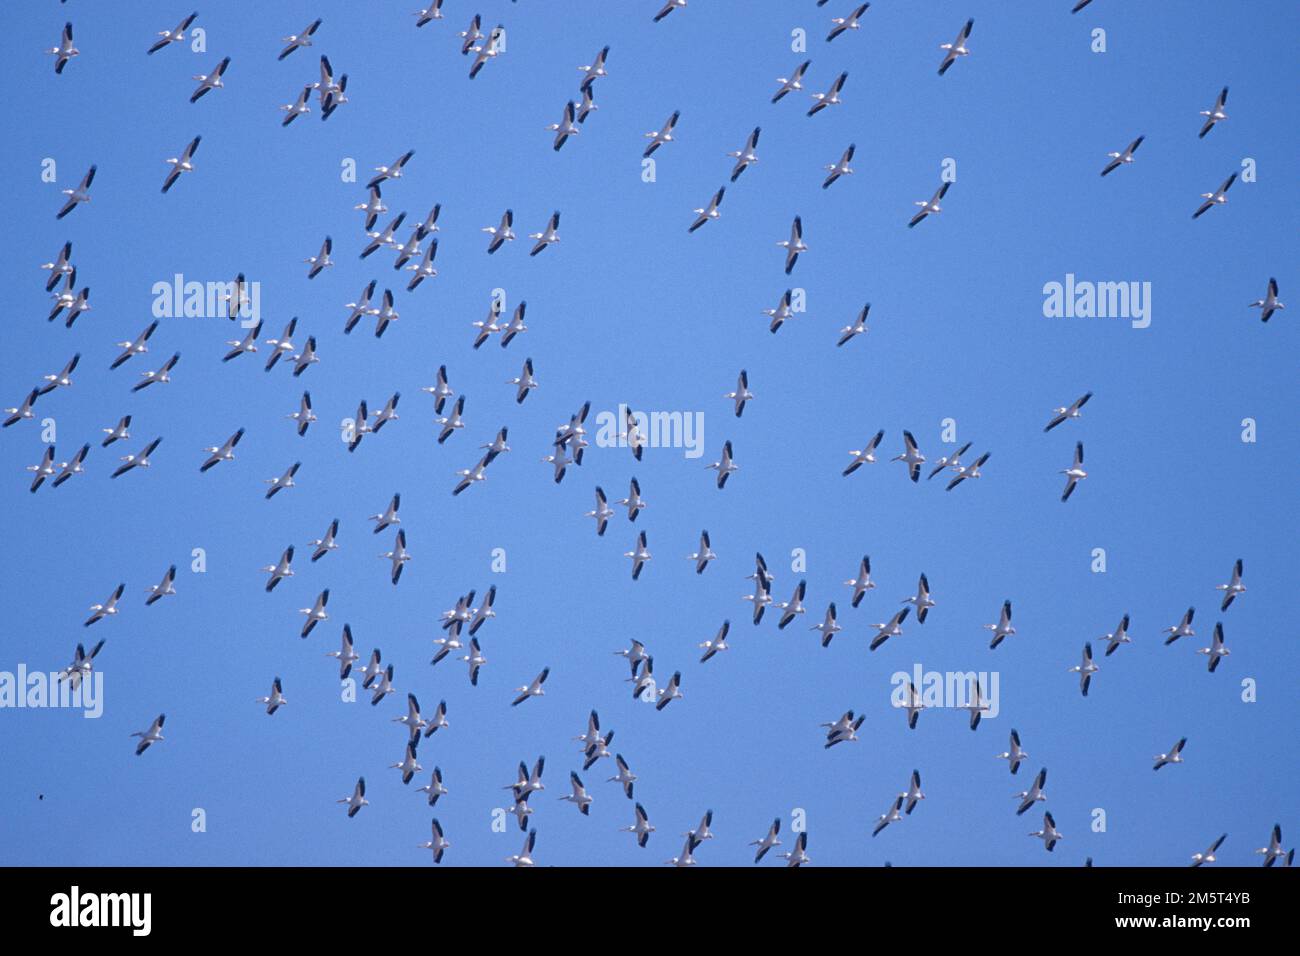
[506,830,538,868]
[358,648,384,689]
[526,213,562,259]
[1163,607,1196,645]
[144,565,177,606]
[609,755,638,800]
[927,441,971,480]
[751,820,782,862]
[369,494,401,533]
[807,71,848,116]
[1068,642,1098,696]
[264,461,300,499]
[48,22,79,74]
[279,19,322,60]
[614,477,646,522]
[1198,622,1230,672]
[469,586,497,636]
[133,352,181,393]
[1072,0,1094,11]
[780,831,811,868]
[1060,441,1087,501]
[1216,558,1246,610]
[506,800,533,831]
[825,710,864,745]
[354,189,385,232]
[777,216,807,274]
[101,415,131,448]
[643,110,680,157]
[148,12,197,54]
[685,810,714,846]
[422,365,454,413]
[872,797,904,837]
[508,358,538,405]
[698,620,730,663]
[322,71,348,121]
[542,450,572,484]
[111,438,162,479]
[986,600,1016,649]
[777,581,807,629]
[901,680,925,729]
[900,574,934,624]
[869,608,910,651]
[717,370,755,421]
[48,273,78,321]
[223,320,262,363]
[162,136,201,193]
[304,519,338,565]
[58,639,104,690]
[422,700,450,738]
[1190,834,1226,867]
[255,677,287,716]
[326,623,359,679]
[51,444,90,489]
[827,4,869,43]
[29,445,59,491]
[458,14,483,54]
[625,531,652,580]
[418,818,450,863]
[391,227,424,271]
[997,729,1028,775]
[937,18,974,76]
[908,182,950,227]
[688,187,725,232]
[39,353,81,395]
[823,143,855,189]
[578,486,614,537]
[392,693,425,740]
[288,391,316,436]
[339,777,368,818]
[1193,172,1236,219]
[843,429,885,476]
[261,546,294,592]
[1030,811,1062,852]
[1153,736,1187,771]
[706,440,738,488]
[370,664,396,706]
[280,85,312,125]
[381,530,410,585]
[56,165,95,219]
[622,803,654,847]
[1249,277,1284,322]
[436,396,466,444]
[891,430,925,482]
[727,127,761,181]
[654,0,687,23]
[54,279,91,329]
[763,288,796,333]
[614,639,649,678]
[772,59,811,103]
[1100,613,1132,657]
[415,2,445,27]
[844,556,875,607]
[305,236,333,279]
[1198,87,1228,138]
[371,289,399,338]
[577,85,598,123]
[299,589,329,638]
[560,772,593,815]
[546,101,581,152]
[578,45,610,90]
[361,212,406,259]
[190,57,230,103]
[511,667,550,707]
[368,149,415,189]
[461,638,487,685]
[84,584,126,627]
[1044,392,1093,431]
[483,210,515,253]
[199,427,244,473]
[131,714,166,756]
[664,833,698,867]
[41,241,75,291]
[743,574,773,624]
[1256,825,1286,867]
[655,671,683,710]
[264,317,298,371]
[945,452,990,491]
[961,679,991,730]
[1015,768,1048,815]
[811,603,841,647]
[900,770,925,816]
[1100,135,1145,177]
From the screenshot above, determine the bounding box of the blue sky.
[1,0,1296,867]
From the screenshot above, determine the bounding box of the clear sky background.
[1,0,1295,867]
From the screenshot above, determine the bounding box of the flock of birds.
[17,2,1292,867]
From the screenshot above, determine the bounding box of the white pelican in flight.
[48,22,79,74]
[823,143,855,189]
[51,444,90,489]
[56,165,95,219]
[560,772,593,815]
[1163,606,1195,645]
[144,565,177,606]
[807,71,847,117]
[827,4,869,43]
[902,573,935,623]
[1100,613,1132,657]
[986,600,1016,649]
[264,461,300,499]
[961,679,990,730]
[1100,135,1144,177]
[223,320,262,363]
[706,440,738,488]
[777,215,806,274]
[625,531,651,580]
[643,110,680,157]
[339,777,368,818]
[577,45,610,91]
[1215,558,1245,610]
[946,452,990,491]
[776,581,807,630]
[111,438,162,479]
[688,187,725,233]
[418,819,450,864]
[132,352,181,392]
[1256,825,1287,867]
[547,100,580,152]
[1044,391,1092,431]
[869,607,909,651]
[278,19,322,60]
[891,430,925,482]
[390,739,422,785]
[368,149,415,189]
[623,803,654,847]
[844,555,875,607]
[1197,622,1230,672]
[1153,736,1187,771]
[148,13,197,55]
[161,136,201,193]
[771,59,810,103]
[381,529,410,585]
[725,369,753,418]
[506,830,538,867]
[255,677,287,716]
[1190,833,1226,867]
[900,770,925,815]
[908,182,950,227]
[1068,642,1098,696]
[416,767,448,809]
[654,0,687,24]
[58,639,104,690]
[483,209,515,253]
[1029,811,1062,852]
[1192,172,1236,219]
[996,729,1028,775]
[415,2,445,27]
[261,545,294,592]
[39,352,80,395]
[199,428,244,473]
[781,831,811,867]
[1248,277,1284,323]
[511,667,550,706]
[131,714,166,756]
[1015,768,1048,815]
[326,623,358,679]
[190,57,230,103]
[811,602,841,647]
[528,212,561,256]
[1197,87,1228,138]
[1060,441,1087,502]
[656,671,683,711]
[698,620,730,663]
[937,18,974,76]
[751,819,782,862]
[299,588,329,638]
[872,796,904,837]
[728,127,760,181]
[4,390,39,429]
[305,236,333,279]
[101,415,131,448]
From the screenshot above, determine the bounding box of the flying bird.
[255,677,287,716]
[771,60,811,103]
[727,127,761,181]
[827,4,870,43]
[1197,87,1228,138]
[777,216,807,274]
[190,57,230,103]
[56,165,95,219]
[161,136,201,193]
[937,18,974,76]
[823,143,855,189]
[1060,442,1087,502]
[511,667,550,706]
[1153,737,1187,771]
[1192,173,1236,219]
[1044,391,1092,431]
[1100,135,1145,176]
[908,182,950,227]
[148,13,197,55]
[688,187,725,232]
[1248,278,1284,323]
[1216,559,1246,611]
[48,22,79,74]
[643,110,680,157]
[278,19,322,60]
[130,714,166,756]
[807,71,848,116]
